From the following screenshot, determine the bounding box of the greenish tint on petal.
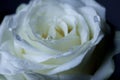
[4,73,27,80]
[0,16,13,45]
[16,4,27,12]
[0,74,7,80]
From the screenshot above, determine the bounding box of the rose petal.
[79,7,103,44]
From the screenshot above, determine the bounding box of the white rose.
[0,0,112,80]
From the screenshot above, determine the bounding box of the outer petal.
[81,0,105,20]
[91,31,120,80]
[79,7,103,44]
[0,16,13,45]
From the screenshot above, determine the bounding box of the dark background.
[0,0,120,80]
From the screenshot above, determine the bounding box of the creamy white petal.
[79,7,103,44]
[0,16,13,45]
[76,14,90,44]
[46,35,80,51]
[0,51,57,75]
[47,42,93,74]
[81,0,105,20]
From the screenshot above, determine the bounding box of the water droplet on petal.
[94,16,100,22]
[15,34,22,41]
[9,28,12,31]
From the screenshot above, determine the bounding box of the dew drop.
[94,16,100,22]
[15,34,22,41]
[9,28,12,31]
